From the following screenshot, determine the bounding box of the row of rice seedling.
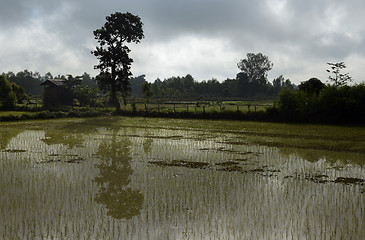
[0,117,364,239]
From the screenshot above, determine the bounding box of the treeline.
[130,73,295,100]
[2,70,98,96]
[274,78,365,124]
[2,69,295,100]
[3,70,43,95]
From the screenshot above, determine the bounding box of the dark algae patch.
[215,161,240,166]
[334,177,365,185]
[149,159,281,175]
[285,174,365,190]
[37,155,85,164]
[3,149,27,153]
[38,159,61,164]
[149,160,210,169]
[150,159,364,191]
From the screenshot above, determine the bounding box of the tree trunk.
[111,87,121,111]
[111,64,121,111]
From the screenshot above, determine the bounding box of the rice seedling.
[0,117,364,239]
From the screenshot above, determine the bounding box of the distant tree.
[221,78,238,97]
[130,75,146,97]
[81,72,98,89]
[11,83,28,103]
[65,74,82,90]
[92,12,144,111]
[4,71,15,79]
[283,79,295,90]
[7,70,43,95]
[142,82,153,112]
[327,62,352,87]
[273,75,285,88]
[0,75,16,110]
[236,72,250,97]
[74,85,98,107]
[44,72,53,80]
[64,75,98,107]
[237,53,273,85]
[273,75,285,95]
[298,78,325,96]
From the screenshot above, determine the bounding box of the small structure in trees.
[41,79,73,106]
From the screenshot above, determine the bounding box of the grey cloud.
[1,0,365,83]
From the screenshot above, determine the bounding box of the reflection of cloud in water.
[94,128,143,220]
[40,119,110,149]
[0,129,23,150]
[41,132,84,149]
[280,147,365,167]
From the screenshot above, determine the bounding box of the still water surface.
[0,117,364,239]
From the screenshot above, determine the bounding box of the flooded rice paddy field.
[0,117,364,239]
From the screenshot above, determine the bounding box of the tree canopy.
[4,70,43,95]
[237,53,273,85]
[92,12,144,110]
[298,78,325,96]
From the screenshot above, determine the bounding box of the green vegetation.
[0,108,111,122]
[276,82,365,124]
[3,70,43,95]
[129,53,294,100]
[92,12,144,111]
[0,75,16,110]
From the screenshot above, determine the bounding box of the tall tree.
[142,81,153,112]
[237,53,273,85]
[327,62,352,87]
[92,12,144,111]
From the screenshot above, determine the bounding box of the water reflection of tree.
[94,128,143,220]
[143,129,153,155]
[40,118,116,148]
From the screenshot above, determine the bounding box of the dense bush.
[318,85,365,123]
[276,83,365,124]
[0,75,16,110]
[11,82,29,103]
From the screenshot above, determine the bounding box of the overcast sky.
[1,0,365,84]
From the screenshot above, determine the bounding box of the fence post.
[174,103,176,113]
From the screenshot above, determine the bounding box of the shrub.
[276,89,307,121]
[276,83,365,124]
